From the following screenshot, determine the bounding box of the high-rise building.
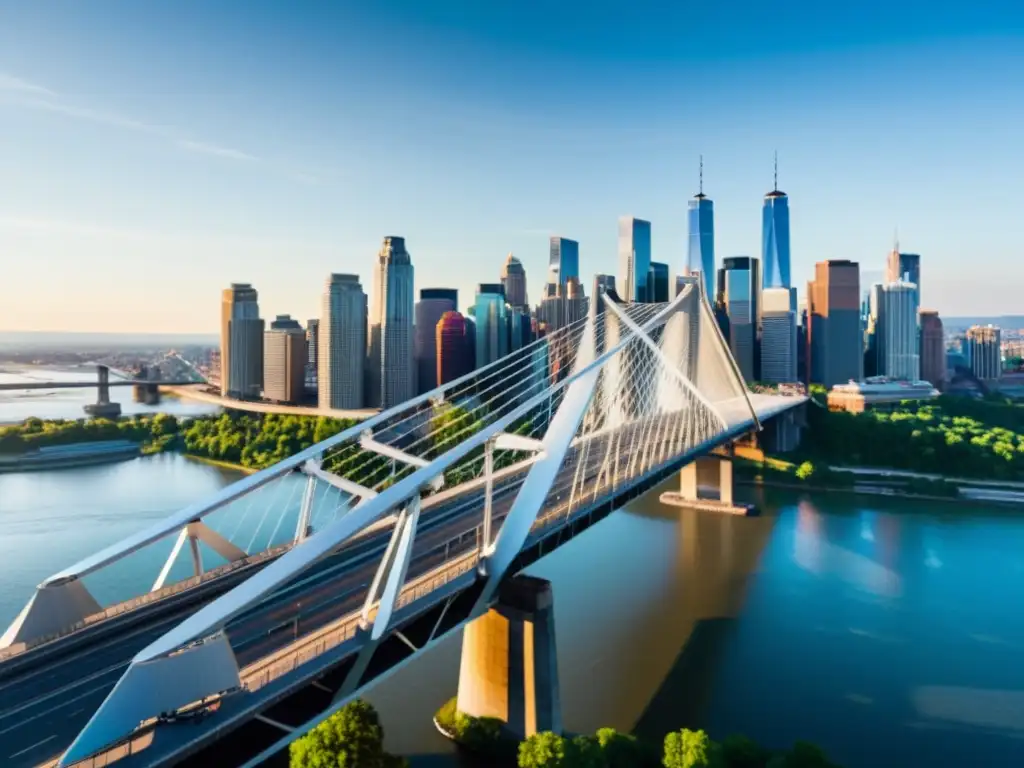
[686,157,715,301]
[864,283,885,377]
[647,262,670,302]
[761,154,791,289]
[965,325,1002,381]
[472,283,508,367]
[368,236,415,408]
[886,246,921,299]
[500,254,528,311]
[592,274,616,301]
[761,287,797,383]
[919,310,946,390]
[537,276,587,332]
[414,289,457,394]
[806,260,862,387]
[319,273,367,410]
[877,281,920,381]
[305,319,319,376]
[548,237,580,291]
[436,311,472,386]
[716,256,761,382]
[263,315,306,404]
[618,216,652,302]
[220,283,264,400]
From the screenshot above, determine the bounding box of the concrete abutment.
[660,446,757,516]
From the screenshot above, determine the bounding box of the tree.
[719,734,769,768]
[289,699,407,768]
[595,728,644,768]
[567,735,608,768]
[519,731,570,768]
[663,729,720,768]
[794,461,815,481]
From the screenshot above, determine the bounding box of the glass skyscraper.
[761,158,791,290]
[548,237,580,289]
[618,216,652,302]
[648,262,670,302]
[716,256,761,382]
[686,185,715,302]
[472,283,509,367]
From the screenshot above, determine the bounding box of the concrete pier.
[661,451,757,516]
[455,575,561,739]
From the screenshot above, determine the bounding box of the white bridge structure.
[0,281,805,768]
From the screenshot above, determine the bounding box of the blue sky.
[1,1,1022,333]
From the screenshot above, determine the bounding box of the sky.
[1,1,1023,333]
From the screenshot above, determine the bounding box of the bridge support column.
[661,451,755,516]
[456,575,561,739]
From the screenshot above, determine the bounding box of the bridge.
[0,281,806,768]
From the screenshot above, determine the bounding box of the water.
[0,365,219,423]
[2,458,1024,767]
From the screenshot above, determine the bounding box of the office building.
[305,319,319,377]
[473,283,508,367]
[806,260,862,387]
[647,262,670,302]
[415,289,457,394]
[500,254,528,311]
[965,325,1002,381]
[548,237,580,291]
[263,315,306,404]
[886,246,921,299]
[762,154,791,289]
[593,274,616,303]
[828,378,939,414]
[220,283,264,400]
[436,311,472,386]
[919,310,946,390]
[319,273,367,410]
[761,287,797,383]
[877,281,920,381]
[537,276,587,332]
[368,236,416,408]
[863,283,884,377]
[618,216,652,302]
[686,157,716,301]
[716,256,761,382]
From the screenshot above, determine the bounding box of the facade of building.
[305,319,319,378]
[319,273,367,410]
[827,377,939,413]
[220,283,264,400]
[686,186,715,302]
[436,311,472,386]
[472,283,508,367]
[500,254,528,311]
[716,256,761,382]
[592,274,616,306]
[647,261,670,302]
[760,287,797,383]
[537,276,587,332]
[877,281,920,381]
[919,310,946,390]
[965,325,1002,381]
[761,171,791,289]
[263,315,306,404]
[548,237,580,290]
[414,290,457,394]
[368,236,415,408]
[886,249,921,297]
[806,260,862,387]
[617,216,652,302]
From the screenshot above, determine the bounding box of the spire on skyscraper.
[773,150,778,192]
[694,155,707,200]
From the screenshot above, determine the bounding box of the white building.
[878,280,919,381]
[320,274,367,410]
[760,287,797,383]
[220,283,264,400]
[368,237,416,408]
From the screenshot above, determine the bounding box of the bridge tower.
[455,575,562,739]
[83,365,121,418]
[661,444,756,516]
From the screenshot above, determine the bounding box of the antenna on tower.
[773,151,778,191]
[893,227,900,253]
[699,154,704,195]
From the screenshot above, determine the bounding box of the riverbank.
[182,453,257,474]
[0,439,141,474]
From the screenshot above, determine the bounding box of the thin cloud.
[26,98,165,134]
[0,72,55,96]
[175,139,258,162]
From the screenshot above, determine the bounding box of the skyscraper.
[263,315,306,404]
[305,319,319,378]
[761,154,791,290]
[548,237,580,291]
[686,156,715,301]
[414,289,457,394]
[500,254,528,310]
[919,310,946,389]
[761,287,797,383]
[368,236,415,408]
[220,283,264,400]
[320,273,367,410]
[716,256,761,382]
[965,325,1002,381]
[886,245,921,298]
[537,276,587,332]
[472,283,508,367]
[647,262,670,302]
[618,216,652,302]
[592,274,616,300]
[436,311,472,386]
[877,281,920,381]
[806,260,862,387]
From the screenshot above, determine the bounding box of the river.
[0,365,219,423]
[1,456,1023,767]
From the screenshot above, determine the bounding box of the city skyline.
[1,3,1023,333]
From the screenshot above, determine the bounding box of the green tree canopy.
[663,728,720,768]
[289,699,406,768]
[519,731,570,768]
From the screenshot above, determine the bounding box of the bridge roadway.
[0,381,202,392]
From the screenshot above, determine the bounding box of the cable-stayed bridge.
[0,281,806,768]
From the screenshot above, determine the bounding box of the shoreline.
[737,477,1022,507]
[180,453,257,475]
